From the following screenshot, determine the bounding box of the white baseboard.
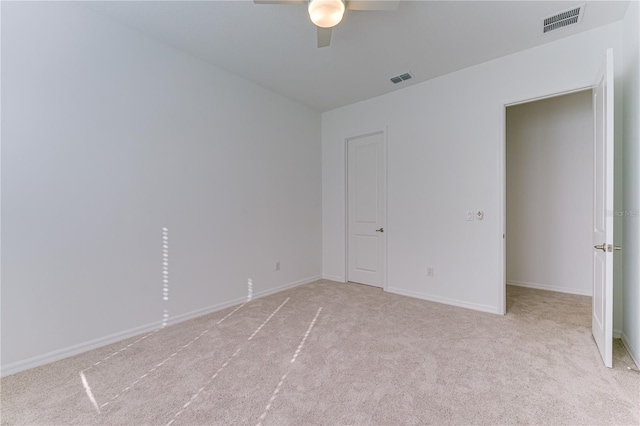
[253,275,322,299]
[613,329,622,339]
[386,287,500,315]
[507,280,592,296]
[621,332,640,369]
[0,275,321,378]
[322,274,345,283]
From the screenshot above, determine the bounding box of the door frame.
[344,129,388,290]
[498,84,593,315]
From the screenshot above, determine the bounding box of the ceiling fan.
[254,0,400,48]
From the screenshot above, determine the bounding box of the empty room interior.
[1,1,640,425]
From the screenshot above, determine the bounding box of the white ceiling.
[85,1,630,112]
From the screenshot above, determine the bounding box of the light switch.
[466,211,475,221]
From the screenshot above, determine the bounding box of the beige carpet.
[1,280,638,425]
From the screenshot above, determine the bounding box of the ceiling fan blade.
[317,27,332,48]
[345,0,400,11]
[253,0,306,4]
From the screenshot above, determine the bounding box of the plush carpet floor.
[1,280,638,425]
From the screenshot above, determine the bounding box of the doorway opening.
[505,89,594,311]
[499,50,616,368]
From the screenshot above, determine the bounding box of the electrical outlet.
[275,261,280,271]
[427,267,434,277]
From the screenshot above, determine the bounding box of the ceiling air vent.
[390,72,413,84]
[543,4,585,34]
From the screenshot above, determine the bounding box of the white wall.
[1,2,322,375]
[322,22,624,315]
[506,91,593,296]
[622,0,640,367]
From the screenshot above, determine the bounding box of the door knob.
[375,228,384,233]
[594,244,623,252]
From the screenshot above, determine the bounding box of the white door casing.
[592,48,614,368]
[347,132,385,287]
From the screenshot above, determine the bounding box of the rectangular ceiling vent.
[390,72,412,84]
[542,4,585,34]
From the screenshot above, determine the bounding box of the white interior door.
[592,48,614,368]
[347,132,385,287]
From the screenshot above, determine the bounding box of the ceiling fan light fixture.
[308,0,345,28]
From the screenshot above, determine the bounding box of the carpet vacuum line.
[80,300,249,413]
[256,307,323,426]
[98,299,280,410]
[165,297,292,426]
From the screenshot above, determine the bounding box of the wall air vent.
[543,4,585,34]
[390,72,413,84]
